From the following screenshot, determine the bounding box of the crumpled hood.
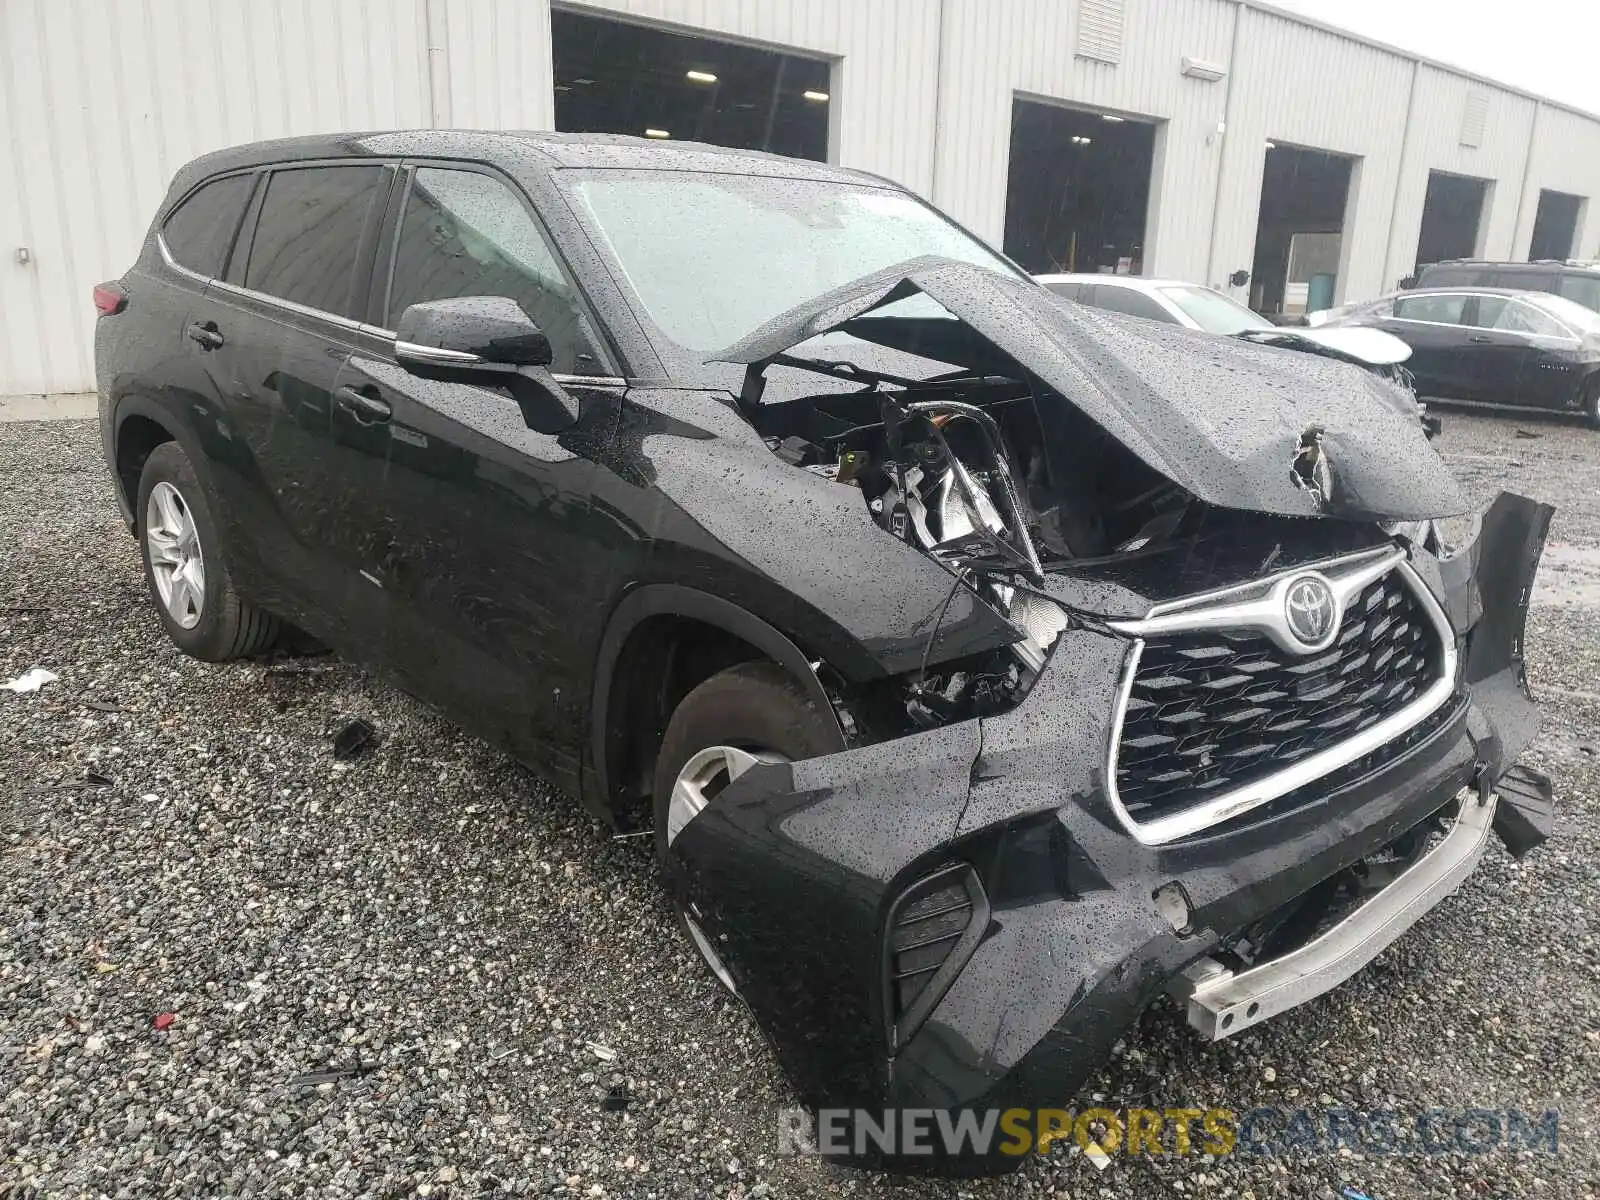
[715,259,1467,522]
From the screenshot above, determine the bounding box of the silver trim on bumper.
[1170,788,1497,1040]
[1103,551,1459,846]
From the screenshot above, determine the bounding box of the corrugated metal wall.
[1515,104,1600,259]
[1385,66,1540,286]
[4,0,1600,398]
[932,0,1237,284]
[1210,5,1414,302]
[1,0,437,398]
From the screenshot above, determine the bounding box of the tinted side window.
[1492,270,1551,291]
[162,175,254,277]
[1558,274,1600,312]
[1394,294,1468,324]
[1467,295,1508,328]
[1494,301,1565,336]
[245,166,386,317]
[1091,286,1171,322]
[386,168,597,373]
[1418,266,1484,288]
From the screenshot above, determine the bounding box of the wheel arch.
[588,584,844,828]
[110,392,207,528]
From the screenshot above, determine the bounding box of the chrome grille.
[1113,562,1448,835]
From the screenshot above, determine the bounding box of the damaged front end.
[660,260,1555,1163]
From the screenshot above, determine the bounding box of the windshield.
[1528,291,1600,335]
[1159,285,1274,335]
[563,170,1019,355]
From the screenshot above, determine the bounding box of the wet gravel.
[2,413,1597,1198]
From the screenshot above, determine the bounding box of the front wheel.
[1584,376,1600,430]
[652,661,844,991]
[136,441,281,661]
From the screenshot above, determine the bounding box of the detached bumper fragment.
[1170,786,1497,1040]
[1490,762,1554,858]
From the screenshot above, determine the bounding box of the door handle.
[1467,334,1494,344]
[335,385,392,425]
[186,321,224,350]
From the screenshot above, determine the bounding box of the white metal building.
[5,0,1600,402]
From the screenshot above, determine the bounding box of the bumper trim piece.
[1171,787,1497,1040]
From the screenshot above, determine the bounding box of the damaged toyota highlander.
[97,132,1555,1168]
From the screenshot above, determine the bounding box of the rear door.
[1496,298,1585,409]
[195,161,396,654]
[1454,295,1535,403]
[346,162,625,781]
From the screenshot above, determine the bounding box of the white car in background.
[1036,273,1417,384]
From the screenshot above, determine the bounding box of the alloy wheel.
[145,481,206,629]
[667,744,788,993]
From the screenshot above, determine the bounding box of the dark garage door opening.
[551,9,830,161]
[1003,98,1155,275]
[1250,144,1354,316]
[1416,170,1487,272]
[1529,188,1584,260]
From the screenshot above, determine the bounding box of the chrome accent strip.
[1170,788,1495,1039]
[394,339,483,364]
[553,373,627,387]
[1103,555,1459,846]
[158,233,374,333]
[1108,544,1402,648]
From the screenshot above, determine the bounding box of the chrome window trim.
[1102,549,1458,846]
[159,232,371,332]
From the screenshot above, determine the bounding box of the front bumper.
[665,493,1554,1149]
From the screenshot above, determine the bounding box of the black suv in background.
[95,131,1555,1168]
[1416,258,1600,312]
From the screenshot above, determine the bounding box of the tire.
[136,441,281,661]
[1585,376,1600,430]
[652,661,844,990]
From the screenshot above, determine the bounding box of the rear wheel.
[1584,376,1600,429]
[136,441,281,661]
[653,661,844,991]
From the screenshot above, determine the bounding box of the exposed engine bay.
[752,356,1196,723]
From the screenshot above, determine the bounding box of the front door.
[1383,292,1474,400]
[354,162,625,783]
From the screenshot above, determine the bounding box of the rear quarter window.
[161,174,255,278]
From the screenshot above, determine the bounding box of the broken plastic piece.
[2,667,58,693]
[153,1012,175,1031]
[332,718,377,761]
[601,1081,629,1112]
[1491,763,1554,858]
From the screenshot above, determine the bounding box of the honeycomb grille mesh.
[1115,569,1444,823]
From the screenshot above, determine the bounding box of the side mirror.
[395,296,578,433]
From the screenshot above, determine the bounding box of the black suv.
[96,131,1555,1166]
[1416,258,1600,312]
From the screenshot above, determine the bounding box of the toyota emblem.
[1284,575,1338,648]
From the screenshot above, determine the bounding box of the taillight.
[93,283,126,316]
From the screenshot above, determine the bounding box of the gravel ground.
[2,413,1597,1199]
